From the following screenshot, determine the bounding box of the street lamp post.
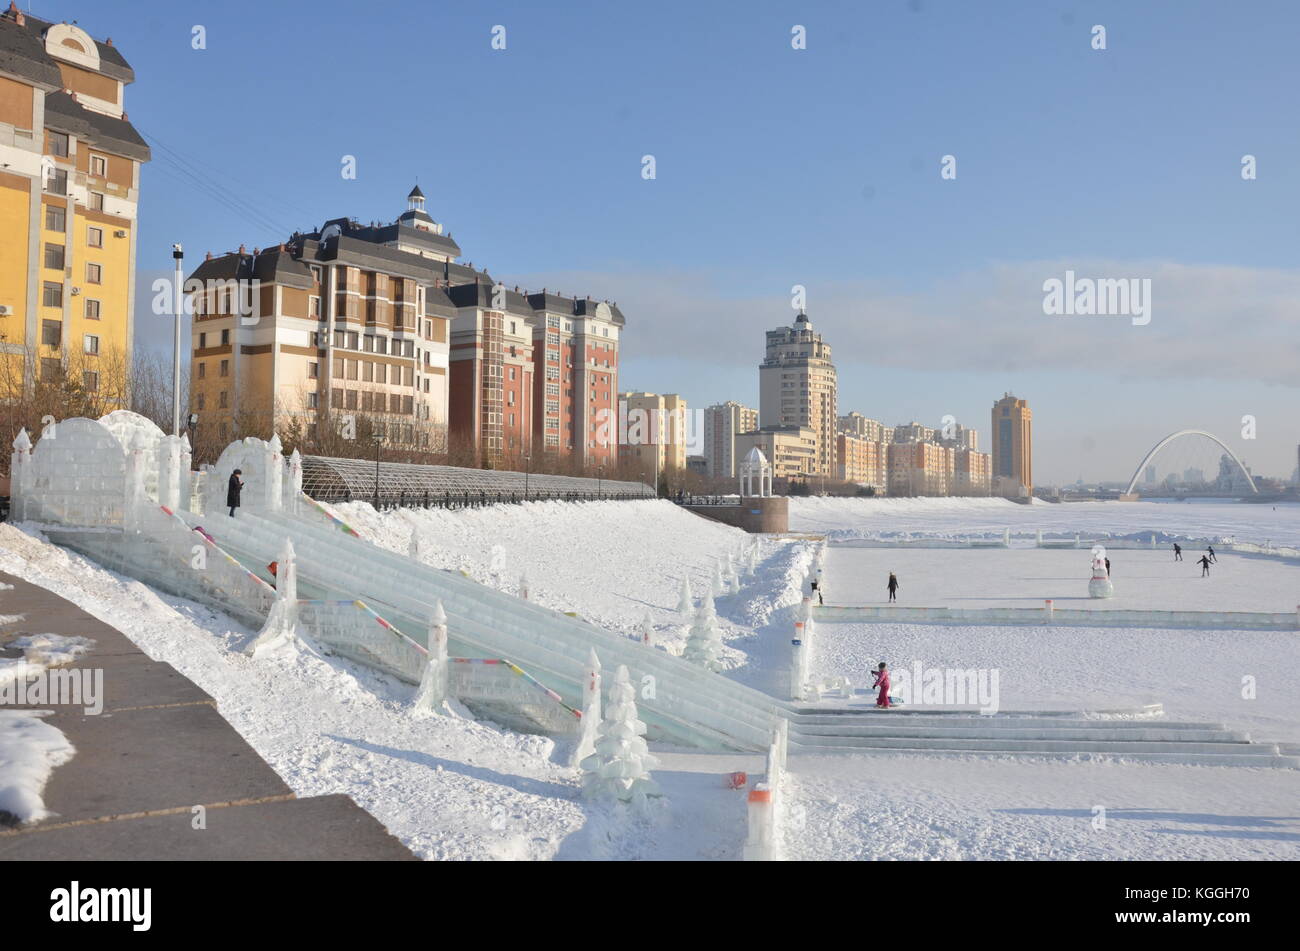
[171,244,184,436]
[523,453,531,500]
[596,465,604,499]
[371,431,383,509]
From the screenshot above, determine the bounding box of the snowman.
[1088,545,1113,599]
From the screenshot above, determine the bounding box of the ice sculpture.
[579,665,662,803]
[676,577,693,618]
[1089,545,1113,599]
[683,591,723,671]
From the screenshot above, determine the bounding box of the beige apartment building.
[703,400,758,479]
[619,391,688,479]
[838,412,889,443]
[991,392,1032,498]
[759,313,837,478]
[736,425,817,484]
[188,188,456,448]
[837,433,886,489]
[952,447,991,496]
[887,440,953,496]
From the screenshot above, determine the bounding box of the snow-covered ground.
[823,547,1300,612]
[791,497,1300,548]
[2,494,1296,860]
[0,502,802,858]
[783,755,1300,860]
[329,499,815,694]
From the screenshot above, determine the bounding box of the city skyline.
[26,0,1294,484]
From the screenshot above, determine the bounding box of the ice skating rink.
[823,546,1300,613]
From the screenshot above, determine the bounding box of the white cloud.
[507,259,1300,386]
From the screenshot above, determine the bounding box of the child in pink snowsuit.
[872,662,891,708]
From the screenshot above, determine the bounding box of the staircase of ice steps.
[785,710,1300,767]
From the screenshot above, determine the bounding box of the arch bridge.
[1123,430,1257,496]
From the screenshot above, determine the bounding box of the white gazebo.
[739,447,773,498]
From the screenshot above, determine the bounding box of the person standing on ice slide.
[887,572,899,602]
[1197,554,1212,577]
[1207,545,1217,563]
[227,468,243,517]
[1173,543,1182,561]
[872,662,891,709]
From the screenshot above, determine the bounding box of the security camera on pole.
[171,244,184,436]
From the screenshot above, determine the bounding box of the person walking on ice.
[887,572,899,603]
[1197,554,1212,577]
[872,662,891,709]
[227,468,243,517]
[1173,543,1182,562]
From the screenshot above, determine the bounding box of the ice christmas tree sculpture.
[677,577,693,618]
[682,591,724,671]
[580,665,662,803]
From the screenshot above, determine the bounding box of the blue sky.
[47,0,1300,482]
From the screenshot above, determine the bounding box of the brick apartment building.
[188,187,624,467]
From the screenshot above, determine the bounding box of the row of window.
[43,248,104,282]
[331,358,416,386]
[39,320,100,354]
[38,287,102,317]
[43,170,107,210]
[328,389,417,415]
[194,391,230,411]
[38,358,100,391]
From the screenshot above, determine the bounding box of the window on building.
[363,361,374,383]
[89,192,104,211]
[199,332,207,348]
[219,391,228,408]
[346,360,358,381]
[47,168,68,195]
[87,226,103,248]
[48,131,69,157]
[345,390,357,410]
[44,243,64,270]
[374,364,385,384]
[45,206,65,231]
[307,392,319,409]
[41,319,61,346]
[220,329,230,345]
[40,357,61,382]
[310,295,320,318]
[308,362,318,379]
[83,370,99,392]
[348,332,358,348]
[83,334,99,355]
[219,359,229,377]
[85,262,101,284]
[84,298,100,319]
[90,154,107,177]
[197,362,206,379]
[310,265,322,284]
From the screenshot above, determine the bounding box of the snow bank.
[0,710,75,823]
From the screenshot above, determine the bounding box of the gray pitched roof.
[21,14,135,82]
[0,15,61,87]
[43,89,149,161]
[187,248,314,290]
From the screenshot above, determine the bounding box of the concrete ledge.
[684,496,789,533]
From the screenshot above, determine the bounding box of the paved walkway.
[0,571,415,860]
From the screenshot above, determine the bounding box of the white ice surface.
[823,546,1300,613]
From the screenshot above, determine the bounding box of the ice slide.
[186,504,787,750]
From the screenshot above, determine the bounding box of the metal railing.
[311,488,653,510]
